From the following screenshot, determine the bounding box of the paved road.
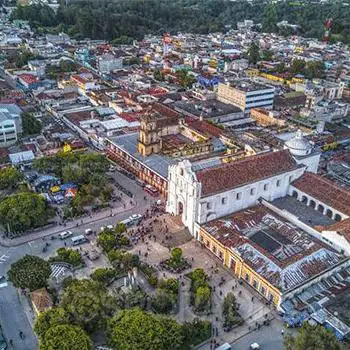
[0,171,157,349]
[230,319,284,350]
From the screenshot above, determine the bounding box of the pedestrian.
[281,329,284,336]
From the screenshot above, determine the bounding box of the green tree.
[8,255,51,291]
[222,292,242,328]
[154,69,165,81]
[61,279,116,331]
[181,318,211,350]
[107,308,183,350]
[0,192,54,233]
[0,167,23,190]
[55,248,83,267]
[194,285,211,311]
[170,247,183,265]
[152,289,174,314]
[305,60,325,79]
[284,323,342,350]
[247,42,260,65]
[34,307,70,337]
[59,59,76,72]
[39,324,92,350]
[22,113,42,135]
[261,49,274,61]
[79,153,109,175]
[14,49,37,68]
[262,1,278,33]
[290,59,306,75]
[97,230,118,253]
[176,69,196,89]
[90,268,116,286]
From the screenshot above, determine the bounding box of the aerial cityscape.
[0,0,349,349]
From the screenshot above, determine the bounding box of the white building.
[0,104,22,146]
[217,81,275,114]
[167,131,321,236]
[97,54,123,74]
[167,149,308,236]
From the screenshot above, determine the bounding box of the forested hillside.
[11,0,350,43]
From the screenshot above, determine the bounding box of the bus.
[71,235,87,246]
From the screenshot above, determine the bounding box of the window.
[212,245,217,254]
[244,273,249,282]
[250,188,255,196]
[180,169,184,176]
[288,175,293,183]
[236,192,241,200]
[221,197,227,205]
[206,202,211,210]
[260,286,266,296]
[253,280,258,289]
[219,251,223,260]
[276,179,281,187]
[200,235,204,242]
[264,184,268,191]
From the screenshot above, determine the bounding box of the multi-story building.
[0,104,22,146]
[217,81,275,114]
[97,54,123,74]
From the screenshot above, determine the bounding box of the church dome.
[285,130,312,156]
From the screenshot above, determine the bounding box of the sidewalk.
[0,201,136,247]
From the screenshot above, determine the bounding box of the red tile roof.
[196,150,298,196]
[18,74,39,84]
[187,119,222,138]
[292,172,350,216]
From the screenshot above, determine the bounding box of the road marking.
[0,254,9,262]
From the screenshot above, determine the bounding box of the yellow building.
[196,204,349,309]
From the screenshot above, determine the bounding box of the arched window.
[334,214,342,222]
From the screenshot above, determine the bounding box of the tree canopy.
[34,307,70,338]
[39,324,92,350]
[11,0,350,43]
[22,113,42,136]
[247,42,260,65]
[8,255,51,291]
[284,323,342,350]
[0,192,54,233]
[0,167,23,190]
[107,308,183,350]
[61,279,116,331]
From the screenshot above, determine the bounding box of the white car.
[250,343,260,350]
[59,231,73,240]
[129,214,142,221]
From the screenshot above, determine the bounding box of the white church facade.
[166,131,321,236]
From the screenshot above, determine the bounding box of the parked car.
[85,228,94,236]
[59,231,73,240]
